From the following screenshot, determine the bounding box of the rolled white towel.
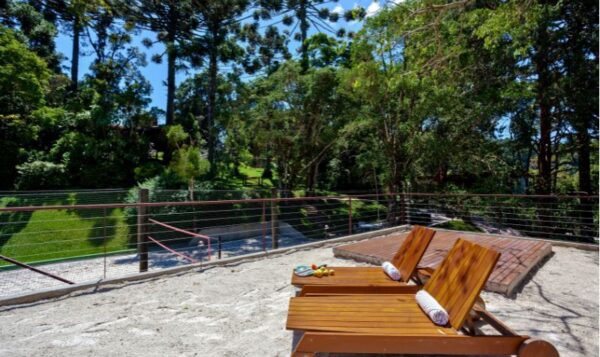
[416,290,449,326]
[381,261,402,281]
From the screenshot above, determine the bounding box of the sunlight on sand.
[0,243,597,357]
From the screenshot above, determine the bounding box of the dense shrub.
[15,160,67,189]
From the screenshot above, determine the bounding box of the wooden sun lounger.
[291,225,436,288]
[286,239,559,357]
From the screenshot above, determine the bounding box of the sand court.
[0,242,597,357]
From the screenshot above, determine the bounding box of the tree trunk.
[563,1,595,241]
[162,26,177,164]
[576,121,594,241]
[207,28,218,177]
[306,161,320,195]
[434,163,447,189]
[166,45,176,126]
[567,13,593,196]
[312,163,319,192]
[576,126,592,195]
[306,165,314,195]
[276,159,291,198]
[386,160,403,226]
[189,178,194,201]
[298,0,309,73]
[70,15,80,92]
[386,182,397,226]
[551,143,560,192]
[524,147,533,193]
[533,15,552,194]
[165,8,177,126]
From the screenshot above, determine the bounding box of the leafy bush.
[50,125,150,188]
[0,27,50,115]
[15,160,67,189]
[134,161,164,183]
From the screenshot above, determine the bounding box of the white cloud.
[366,1,381,17]
[332,4,344,15]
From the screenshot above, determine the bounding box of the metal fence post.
[103,207,107,279]
[137,188,149,272]
[578,193,595,242]
[348,196,352,235]
[218,235,222,259]
[261,201,267,252]
[398,191,405,225]
[271,189,279,249]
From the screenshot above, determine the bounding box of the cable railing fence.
[0,190,597,298]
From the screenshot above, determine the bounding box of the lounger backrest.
[391,225,436,283]
[423,238,500,330]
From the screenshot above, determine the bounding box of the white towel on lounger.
[381,261,401,281]
[416,290,449,326]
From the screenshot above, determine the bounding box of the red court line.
[148,218,211,260]
[147,236,198,264]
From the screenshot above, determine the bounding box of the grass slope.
[0,196,131,266]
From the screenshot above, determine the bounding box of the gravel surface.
[0,244,597,357]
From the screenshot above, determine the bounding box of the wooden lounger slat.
[287,319,453,328]
[298,284,421,297]
[289,326,456,335]
[289,311,439,317]
[293,333,527,355]
[391,225,436,281]
[423,239,500,330]
[287,295,456,336]
[291,225,435,287]
[286,238,559,356]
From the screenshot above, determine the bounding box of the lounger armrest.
[473,305,519,337]
[299,284,421,297]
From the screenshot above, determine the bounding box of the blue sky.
[54,0,392,118]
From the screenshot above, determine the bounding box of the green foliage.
[0,27,50,115]
[250,61,348,192]
[261,0,363,71]
[15,160,67,189]
[436,219,483,233]
[165,124,189,148]
[164,124,210,194]
[134,162,164,183]
[305,33,350,68]
[170,146,210,184]
[0,0,595,197]
[0,0,597,269]
[2,1,62,72]
[50,127,149,188]
[0,115,38,188]
[339,22,448,191]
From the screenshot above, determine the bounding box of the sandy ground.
[0,244,597,357]
[0,234,310,298]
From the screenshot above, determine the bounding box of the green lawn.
[213,164,276,189]
[0,197,131,266]
[238,165,264,179]
[0,184,388,266]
